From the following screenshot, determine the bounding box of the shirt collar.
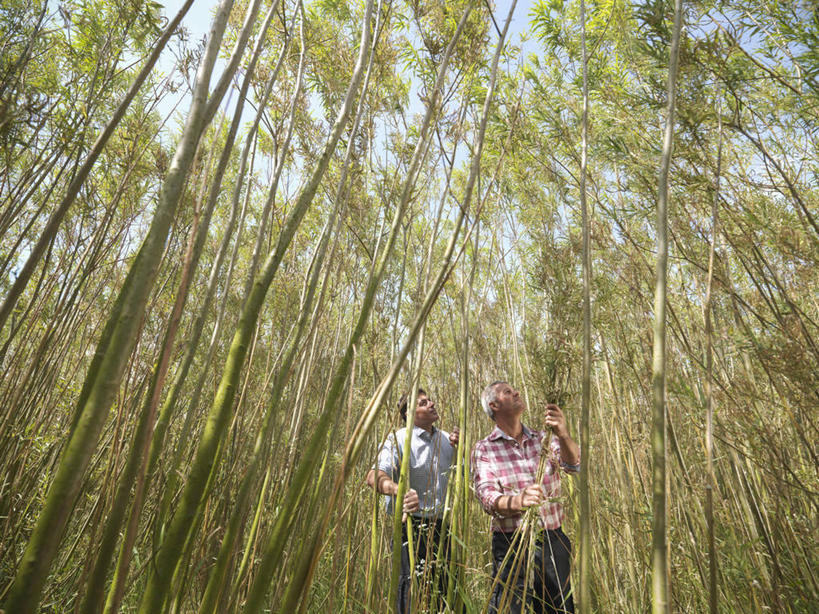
[488,423,534,442]
[412,424,436,439]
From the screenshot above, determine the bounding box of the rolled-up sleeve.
[549,436,580,474]
[471,443,502,514]
[376,434,399,479]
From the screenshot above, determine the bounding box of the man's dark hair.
[398,388,427,423]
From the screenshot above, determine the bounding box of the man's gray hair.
[481,381,506,420]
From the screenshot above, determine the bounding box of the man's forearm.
[367,469,398,496]
[557,434,580,467]
[378,475,398,496]
[492,494,524,517]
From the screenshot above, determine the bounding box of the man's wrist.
[556,434,580,466]
[505,495,516,513]
[495,494,521,516]
[377,475,398,496]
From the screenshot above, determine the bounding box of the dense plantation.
[0,0,816,612]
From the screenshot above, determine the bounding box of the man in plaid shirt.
[471,381,580,614]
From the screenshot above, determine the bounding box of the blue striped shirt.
[376,425,456,519]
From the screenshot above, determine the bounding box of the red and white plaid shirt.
[471,424,579,532]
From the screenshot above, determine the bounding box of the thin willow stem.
[578,0,593,610]
[651,1,683,611]
[704,96,723,614]
[1,1,234,609]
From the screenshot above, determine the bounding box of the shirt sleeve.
[471,442,503,515]
[376,433,400,479]
[549,434,580,474]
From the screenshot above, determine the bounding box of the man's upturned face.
[490,383,525,417]
[413,393,439,430]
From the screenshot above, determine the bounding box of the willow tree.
[136,1,376,610]
[0,0,194,337]
[578,0,592,609]
[240,6,480,611]
[703,97,723,614]
[1,0,243,609]
[651,0,683,612]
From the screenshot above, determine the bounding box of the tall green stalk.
[578,0,593,610]
[390,344,425,612]
[137,2,376,611]
[446,219,479,611]
[704,97,723,614]
[651,0,683,612]
[1,2,235,610]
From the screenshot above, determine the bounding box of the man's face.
[490,383,525,417]
[413,393,439,430]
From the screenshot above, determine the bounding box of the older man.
[471,381,580,614]
[367,388,460,613]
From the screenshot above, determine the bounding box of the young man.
[367,389,460,613]
[471,381,580,614]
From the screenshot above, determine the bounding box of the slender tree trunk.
[137,3,375,610]
[1,0,235,610]
[651,0,683,612]
[704,98,723,614]
[446,217,479,612]
[578,0,593,610]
